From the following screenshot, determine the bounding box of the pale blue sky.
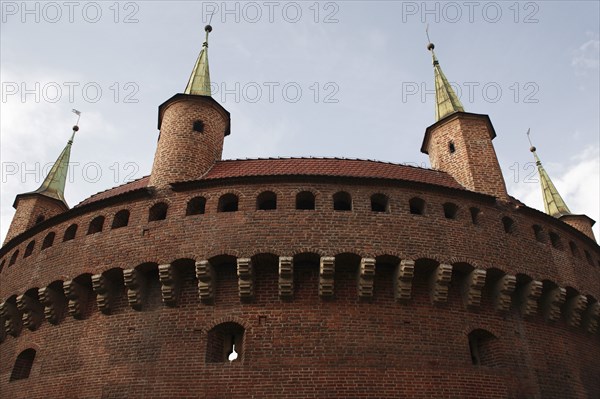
[1,1,599,241]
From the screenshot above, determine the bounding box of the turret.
[149,25,230,188]
[420,41,509,200]
[4,123,79,244]
[527,130,596,241]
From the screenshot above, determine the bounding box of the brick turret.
[422,112,509,200]
[421,42,508,200]
[4,126,77,244]
[149,25,230,188]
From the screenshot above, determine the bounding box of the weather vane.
[72,109,82,126]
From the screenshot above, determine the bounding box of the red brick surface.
[425,113,509,200]
[1,179,599,398]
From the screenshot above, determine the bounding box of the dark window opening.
[449,141,456,153]
[468,329,498,367]
[584,250,593,266]
[24,241,35,258]
[409,197,425,215]
[218,194,239,212]
[333,192,352,211]
[371,194,389,213]
[186,197,207,216]
[35,215,45,225]
[257,191,277,211]
[63,224,78,242]
[41,232,55,250]
[532,225,545,242]
[569,241,580,258]
[470,207,481,225]
[193,120,204,133]
[148,203,168,221]
[206,322,245,363]
[549,232,562,250]
[88,216,105,235]
[9,251,19,266]
[112,210,130,229]
[0,259,5,273]
[443,202,458,219]
[10,349,36,381]
[502,217,515,234]
[296,191,315,210]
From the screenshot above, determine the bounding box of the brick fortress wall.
[1,178,599,398]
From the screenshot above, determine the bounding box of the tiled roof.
[76,176,150,207]
[203,158,462,187]
[76,158,463,206]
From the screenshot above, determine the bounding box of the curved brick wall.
[1,175,599,398]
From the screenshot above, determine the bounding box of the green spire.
[184,24,213,96]
[427,42,465,121]
[27,125,79,206]
[527,130,571,218]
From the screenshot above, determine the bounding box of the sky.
[1,0,599,242]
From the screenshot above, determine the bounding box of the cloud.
[572,32,600,73]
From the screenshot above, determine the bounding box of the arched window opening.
[370,194,389,213]
[112,210,130,229]
[35,215,45,225]
[24,241,35,258]
[333,191,352,211]
[218,194,238,213]
[87,216,105,235]
[443,202,458,219]
[502,217,515,234]
[10,348,36,381]
[186,197,206,216]
[148,203,168,221]
[409,197,425,215]
[63,224,78,242]
[549,232,562,250]
[9,250,19,266]
[532,225,545,242]
[584,250,594,266]
[41,232,55,250]
[257,191,277,211]
[296,191,315,210]
[470,207,480,225]
[468,329,499,367]
[193,120,204,133]
[0,259,6,273]
[206,322,245,363]
[569,241,580,258]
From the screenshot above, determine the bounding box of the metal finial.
[425,24,434,51]
[526,128,536,152]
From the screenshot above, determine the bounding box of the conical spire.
[527,130,571,218]
[27,125,79,206]
[184,24,213,96]
[427,42,465,121]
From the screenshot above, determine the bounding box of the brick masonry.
[423,112,510,200]
[4,195,68,245]
[1,178,599,398]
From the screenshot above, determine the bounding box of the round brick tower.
[149,25,230,188]
[1,29,599,399]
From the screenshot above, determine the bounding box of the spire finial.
[426,26,464,121]
[184,22,213,96]
[527,128,571,218]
